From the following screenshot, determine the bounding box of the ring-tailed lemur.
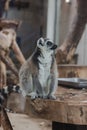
[0,85,21,111]
[19,37,58,100]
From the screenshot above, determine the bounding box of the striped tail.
[0,85,21,110]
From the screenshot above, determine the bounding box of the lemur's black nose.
[51,44,57,50]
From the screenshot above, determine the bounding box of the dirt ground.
[0,113,52,130]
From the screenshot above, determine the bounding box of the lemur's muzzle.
[51,44,57,50]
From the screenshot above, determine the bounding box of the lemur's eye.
[47,41,52,46]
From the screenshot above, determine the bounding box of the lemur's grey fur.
[19,37,58,99]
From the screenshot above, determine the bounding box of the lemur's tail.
[0,85,21,95]
[0,85,21,110]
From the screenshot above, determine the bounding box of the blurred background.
[1,0,87,64]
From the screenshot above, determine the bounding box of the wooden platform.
[24,65,87,125]
[25,86,87,125]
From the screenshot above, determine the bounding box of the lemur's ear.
[37,37,44,45]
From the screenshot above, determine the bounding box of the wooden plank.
[24,65,87,125]
[1,108,13,130]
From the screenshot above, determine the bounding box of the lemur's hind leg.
[48,75,58,100]
[27,75,43,99]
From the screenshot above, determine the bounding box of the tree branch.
[56,0,87,64]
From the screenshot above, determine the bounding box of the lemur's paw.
[48,95,56,100]
[38,94,48,99]
[38,93,42,98]
[38,95,43,98]
[43,95,48,99]
[27,92,38,100]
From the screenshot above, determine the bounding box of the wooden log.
[1,107,13,130]
[56,0,87,64]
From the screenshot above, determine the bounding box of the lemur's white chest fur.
[38,50,52,87]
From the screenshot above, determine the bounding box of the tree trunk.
[56,0,87,64]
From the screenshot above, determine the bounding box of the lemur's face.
[37,37,57,52]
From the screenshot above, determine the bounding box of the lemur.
[0,37,58,108]
[19,37,58,100]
